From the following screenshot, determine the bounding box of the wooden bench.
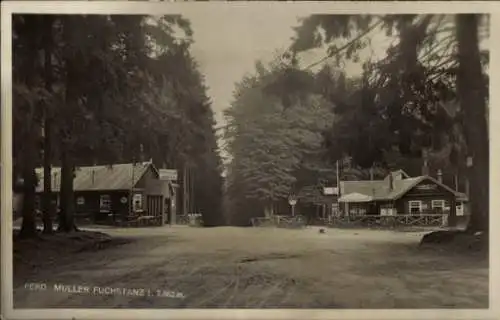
[137,215,161,227]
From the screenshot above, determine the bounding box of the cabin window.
[380,204,396,216]
[408,201,422,214]
[100,194,111,212]
[456,202,464,216]
[431,200,445,213]
[76,196,85,206]
[133,193,143,212]
[349,204,367,216]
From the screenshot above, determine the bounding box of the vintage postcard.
[1,1,498,320]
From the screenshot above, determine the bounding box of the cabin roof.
[340,172,463,202]
[35,162,153,192]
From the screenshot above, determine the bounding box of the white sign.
[76,197,85,205]
[323,187,338,195]
[416,184,437,191]
[159,169,178,181]
[466,156,473,167]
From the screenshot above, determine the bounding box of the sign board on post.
[323,187,338,196]
[288,195,297,216]
[159,169,178,181]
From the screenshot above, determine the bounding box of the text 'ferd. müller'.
[24,282,185,298]
[53,283,185,298]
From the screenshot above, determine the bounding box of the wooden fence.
[250,215,307,229]
[251,214,447,229]
[328,214,447,228]
[177,214,203,227]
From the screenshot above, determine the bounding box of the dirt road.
[13,226,488,308]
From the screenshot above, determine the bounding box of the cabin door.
[146,195,163,218]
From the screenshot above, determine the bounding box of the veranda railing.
[329,213,447,228]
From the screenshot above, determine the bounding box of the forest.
[8,11,490,311]
[13,14,226,237]
[224,14,489,233]
[11,14,490,238]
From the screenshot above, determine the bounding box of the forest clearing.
[13,226,488,309]
[7,9,490,315]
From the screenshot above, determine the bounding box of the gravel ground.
[13,226,489,309]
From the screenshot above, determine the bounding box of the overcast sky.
[185,10,302,128]
[179,11,389,166]
[184,11,393,131]
[180,12,488,166]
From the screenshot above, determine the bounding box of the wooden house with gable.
[337,170,469,223]
[35,161,178,226]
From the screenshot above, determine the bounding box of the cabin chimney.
[437,169,443,183]
[388,173,394,191]
[369,167,374,181]
[139,144,145,163]
[91,170,95,185]
[421,149,429,176]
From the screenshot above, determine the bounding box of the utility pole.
[183,165,188,216]
[336,159,341,198]
[190,168,195,213]
[336,159,341,217]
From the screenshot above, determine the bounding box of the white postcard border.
[1,2,498,320]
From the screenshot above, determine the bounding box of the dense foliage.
[224,59,336,225]
[289,14,489,230]
[13,14,225,236]
[224,14,489,231]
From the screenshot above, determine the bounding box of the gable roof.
[35,162,153,192]
[340,174,462,202]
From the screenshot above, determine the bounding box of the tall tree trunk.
[57,16,79,233]
[42,15,55,234]
[182,165,188,216]
[18,16,42,239]
[42,116,54,234]
[58,143,76,232]
[456,14,489,233]
[19,137,38,238]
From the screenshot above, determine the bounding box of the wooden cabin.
[34,162,178,226]
[337,170,469,222]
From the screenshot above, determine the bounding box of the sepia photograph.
[1,1,495,319]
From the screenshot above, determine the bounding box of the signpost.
[288,195,297,217]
